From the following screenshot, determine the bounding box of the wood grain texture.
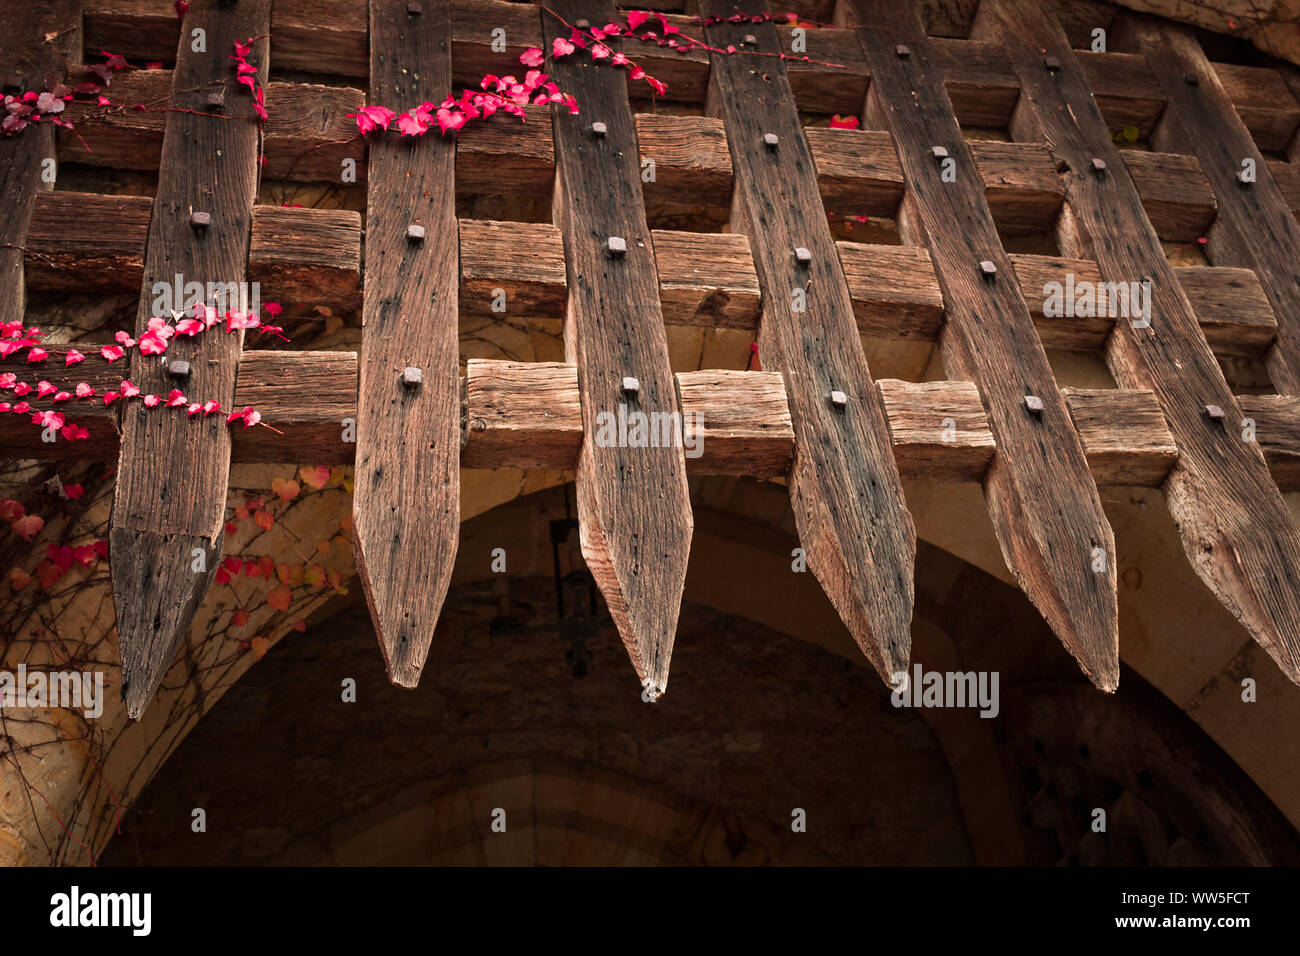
[459,218,567,320]
[704,0,917,684]
[248,205,362,315]
[0,351,355,464]
[1121,150,1217,243]
[969,140,1064,235]
[1212,61,1300,153]
[60,68,365,181]
[25,191,152,292]
[543,0,693,698]
[635,114,732,218]
[0,353,1204,489]
[353,0,460,688]
[109,0,270,718]
[837,242,945,340]
[876,379,995,482]
[1116,16,1300,395]
[653,230,760,329]
[1062,388,1178,488]
[1238,394,1300,493]
[0,0,81,329]
[1175,266,1278,361]
[977,0,1300,686]
[676,369,793,478]
[462,359,582,470]
[455,104,554,207]
[806,127,904,220]
[1076,50,1166,138]
[849,0,1119,690]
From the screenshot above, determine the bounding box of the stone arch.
[5,469,1300,863]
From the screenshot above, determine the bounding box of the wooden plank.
[352,0,461,688]
[1213,61,1300,153]
[675,369,793,478]
[1116,17,1300,396]
[1238,394,1300,493]
[59,69,366,182]
[1076,50,1166,139]
[462,359,582,470]
[0,351,353,464]
[248,205,361,315]
[876,379,995,482]
[773,27,1021,128]
[930,37,1021,130]
[635,114,732,219]
[1267,158,1300,219]
[455,104,554,207]
[24,191,152,292]
[653,231,760,330]
[1007,253,1112,351]
[837,242,945,340]
[1175,266,1278,361]
[849,0,1119,690]
[1121,150,1217,242]
[543,0,693,699]
[704,0,917,683]
[969,139,1064,235]
[805,127,903,219]
[458,218,567,320]
[1062,388,1178,488]
[978,0,1300,686]
[1,351,1196,488]
[0,1,81,329]
[109,0,270,718]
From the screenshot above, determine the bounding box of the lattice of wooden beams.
[4,0,1300,714]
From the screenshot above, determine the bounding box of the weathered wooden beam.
[1116,16,1300,397]
[461,359,582,470]
[968,140,1064,235]
[458,218,567,319]
[836,242,945,341]
[60,68,365,182]
[248,206,362,315]
[1211,61,1300,153]
[1,349,1203,489]
[109,0,269,719]
[1239,394,1300,493]
[875,379,995,482]
[352,0,461,689]
[653,230,761,329]
[849,0,1119,690]
[1119,150,1217,243]
[1175,266,1278,361]
[635,115,732,221]
[1061,387,1179,488]
[676,369,793,477]
[0,1,80,330]
[805,128,903,219]
[455,104,554,209]
[704,0,917,684]
[24,191,151,292]
[1076,50,1166,139]
[978,0,1300,686]
[543,0,693,699]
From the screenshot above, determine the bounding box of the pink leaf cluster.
[0,303,285,439]
[231,37,268,122]
[350,62,577,140]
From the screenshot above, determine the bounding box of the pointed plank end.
[110,527,220,719]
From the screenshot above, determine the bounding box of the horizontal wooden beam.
[80,0,1300,152]
[26,192,1279,362]
[3,354,1228,489]
[60,66,364,182]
